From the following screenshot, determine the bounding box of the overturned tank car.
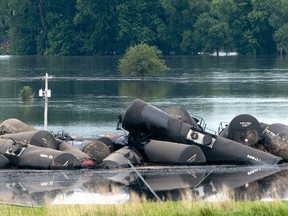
[0,119,110,169]
[218,114,288,161]
[108,98,282,167]
[0,98,287,170]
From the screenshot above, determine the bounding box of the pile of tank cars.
[0,119,111,169]
[0,98,286,169]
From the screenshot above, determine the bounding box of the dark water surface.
[1,55,288,205]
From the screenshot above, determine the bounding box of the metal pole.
[44,73,48,131]
[39,73,51,131]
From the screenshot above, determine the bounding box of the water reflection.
[119,81,170,98]
[0,164,287,206]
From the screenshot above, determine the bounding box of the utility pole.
[39,73,51,131]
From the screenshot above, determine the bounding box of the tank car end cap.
[82,141,110,164]
[102,153,130,169]
[51,153,81,169]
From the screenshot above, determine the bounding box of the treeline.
[0,0,287,56]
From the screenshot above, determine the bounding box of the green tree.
[209,0,235,54]
[269,0,288,54]
[5,0,41,55]
[247,0,276,54]
[20,86,33,101]
[193,12,233,55]
[185,0,235,55]
[273,24,288,54]
[118,44,170,77]
[0,0,9,54]
[159,0,210,54]
[179,0,210,54]
[0,0,285,56]
[2,0,78,55]
[43,0,78,55]
[228,0,260,55]
[74,0,118,55]
[116,0,164,54]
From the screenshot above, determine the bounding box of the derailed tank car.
[0,98,287,170]
[116,99,282,166]
[218,114,288,161]
[0,119,109,169]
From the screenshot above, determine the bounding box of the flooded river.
[1,55,288,136]
[1,54,288,205]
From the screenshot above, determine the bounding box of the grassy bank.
[1,201,288,216]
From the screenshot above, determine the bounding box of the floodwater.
[0,164,288,206]
[1,55,288,136]
[1,54,288,205]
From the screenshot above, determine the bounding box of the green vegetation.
[1,201,288,216]
[0,0,287,55]
[118,44,170,77]
[20,86,33,101]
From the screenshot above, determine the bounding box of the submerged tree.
[20,86,33,101]
[118,44,170,78]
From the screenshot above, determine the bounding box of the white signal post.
[39,73,51,131]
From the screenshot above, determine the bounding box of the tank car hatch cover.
[226,114,262,146]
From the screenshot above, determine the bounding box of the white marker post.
[39,73,51,131]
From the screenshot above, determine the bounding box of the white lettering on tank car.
[247,154,261,162]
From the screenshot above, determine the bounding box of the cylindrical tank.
[102,146,143,168]
[72,134,127,152]
[261,123,288,160]
[1,130,58,149]
[164,106,200,127]
[260,122,270,134]
[122,99,282,165]
[58,141,93,161]
[122,99,194,143]
[70,140,110,163]
[144,140,206,164]
[0,139,80,169]
[67,139,110,159]
[200,135,281,165]
[219,114,262,147]
[0,118,37,134]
